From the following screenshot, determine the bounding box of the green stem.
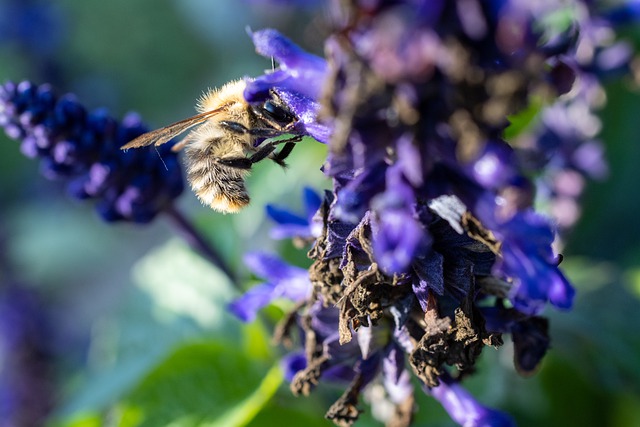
[164,205,238,288]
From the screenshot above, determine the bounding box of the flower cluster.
[231,1,637,426]
[0,81,184,223]
[509,1,638,231]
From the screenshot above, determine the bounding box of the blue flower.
[604,0,640,25]
[492,210,575,314]
[266,186,323,241]
[233,1,636,425]
[0,81,184,223]
[370,165,425,274]
[244,28,331,143]
[428,373,516,427]
[228,252,310,322]
[281,302,416,425]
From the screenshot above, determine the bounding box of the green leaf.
[121,341,274,427]
[504,97,543,141]
[129,238,237,331]
[54,238,273,423]
[203,362,283,427]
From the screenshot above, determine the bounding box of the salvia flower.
[231,1,637,425]
[427,373,516,427]
[245,28,331,144]
[266,186,323,242]
[0,81,184,223]
[228,252,311,322]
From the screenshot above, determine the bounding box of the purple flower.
[280,301,416,426]
[231,1,637,425]
[0,81,184,223]
[228,252,311,322]
[491,210,575,314]
[245,28,330,143]
[370,166,425,274]
[428,374,516,427]
[266,187,323,241]
[481,306,550,375]
[605,1,640,25]
[469,140,518,191]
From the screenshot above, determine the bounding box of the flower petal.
[281,352,307,382]
[428,375,516,427]
[228,283,275,322]
[244,251,304,282]
[246,28,327,101]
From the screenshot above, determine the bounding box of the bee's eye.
[263,100,292,123]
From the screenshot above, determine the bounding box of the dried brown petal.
[386,393,415,427]
[461,211,501,254]
[325,375,364,427]
[409,294,500,387]
[291,354,330,396]
[310,256,345,306]
[272,303,302,349]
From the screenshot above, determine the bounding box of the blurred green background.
[1,1,640,426]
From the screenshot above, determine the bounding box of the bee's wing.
[120,108,224,150]
[171,130,199,152]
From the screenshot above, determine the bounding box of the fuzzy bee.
[121,79,302,213]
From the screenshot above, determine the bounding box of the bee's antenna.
[155,146,169,171]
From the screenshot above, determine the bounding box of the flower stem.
[164,205,238,287]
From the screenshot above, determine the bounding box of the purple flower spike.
[232,1,635,424]
[229,252,310,322]
[0,284,54,425]
[428,374,516,427]
[0,81,183,223]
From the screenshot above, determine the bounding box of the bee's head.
[260,96,297,126]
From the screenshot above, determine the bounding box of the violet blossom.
[266,186,323,242]
[0,81,184,223]
[230,1,638,426]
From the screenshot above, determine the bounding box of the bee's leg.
[252,135,303,165]
[217,135,301,170]
[219,121,250,135]
[216,157,254,169]
[219,120,283,138]
[248,127,286,137]
[270,141,298,168]
[216,142,281,169]
[246,143,279,164]
[249,135,302,167]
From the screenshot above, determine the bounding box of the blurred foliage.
[1,1,640,427]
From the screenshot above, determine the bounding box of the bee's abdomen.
[187,159,250,213]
